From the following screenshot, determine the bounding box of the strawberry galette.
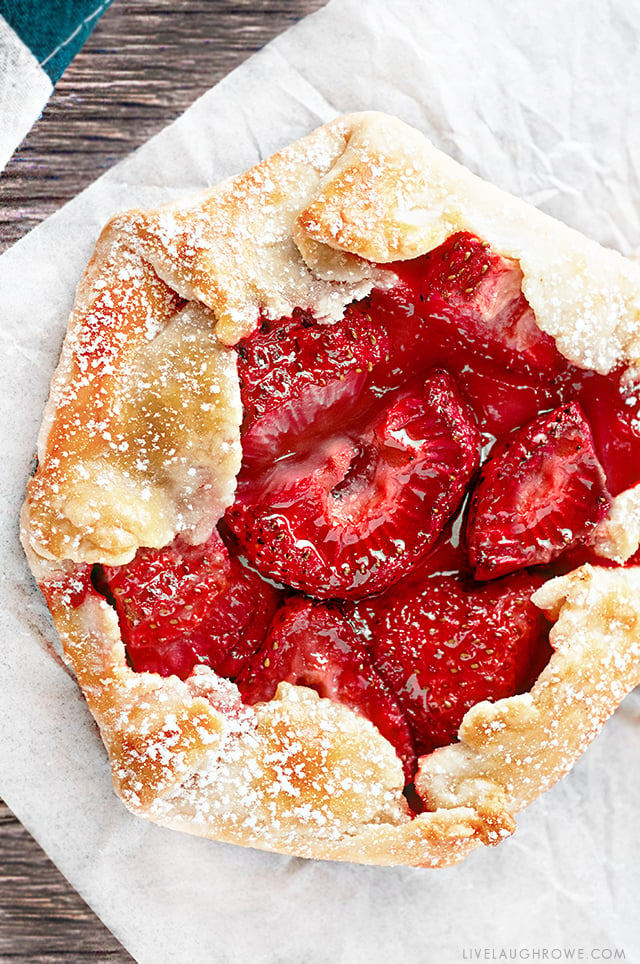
[21,112,640,867]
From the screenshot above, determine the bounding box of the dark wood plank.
[0,1,325,959]
[0,0,326,253]
[0,798,134,962]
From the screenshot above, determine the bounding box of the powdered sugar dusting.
[115,120,391,347]
[594,481,640,562]
[25,245,242,566]
[147,683,411,853]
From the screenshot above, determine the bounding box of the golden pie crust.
[21,112,640,867]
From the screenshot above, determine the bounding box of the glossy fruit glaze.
[88,232,640,780]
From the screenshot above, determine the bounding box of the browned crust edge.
[21,112,640,867]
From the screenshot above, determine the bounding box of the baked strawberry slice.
[352,569,551,756]
[100,529,281,680]
[226,369,481,599]
[403,232,563,372]
[236,596,416,779]
[465,400,611,580]
[237,309,391,465]
[197,553,283,680]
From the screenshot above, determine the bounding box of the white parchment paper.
[2,1,640,960]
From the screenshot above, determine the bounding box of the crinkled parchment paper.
[1,0,640,960]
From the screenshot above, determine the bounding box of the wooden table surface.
[0,2,325,960]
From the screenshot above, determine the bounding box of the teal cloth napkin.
[0,0,115,171]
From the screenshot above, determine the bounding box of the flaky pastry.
[22,113,640,867]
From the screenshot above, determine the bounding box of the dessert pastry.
[21,112,640,867]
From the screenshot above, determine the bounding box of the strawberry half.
[352,568,551,756]
[226,369,481,599]
[100,529,282,680]
[237,309,391,465]
[236,596,416,779]
[465,400,611,580]
[403,232,563,372]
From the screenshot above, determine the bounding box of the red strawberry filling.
[100,530,281,680]
[236,596,417,780]
[350,568,551,756]
[236,308,391,466]
[465,401,611,580]
[226,370,480,598]
[91,230,640,788]
[402,232,563,374]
